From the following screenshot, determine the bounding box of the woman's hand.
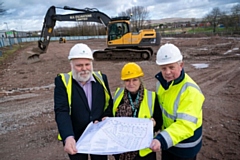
[150,118,156,127]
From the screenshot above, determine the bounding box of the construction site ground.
[0,36,239,160]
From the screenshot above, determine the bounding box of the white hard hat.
[156,43,183,65]
[68,43,93,60]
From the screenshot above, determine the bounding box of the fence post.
[8,37,12,49]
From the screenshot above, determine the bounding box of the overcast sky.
[0,0,239,31]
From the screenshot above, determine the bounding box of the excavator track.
[93,48,152,61]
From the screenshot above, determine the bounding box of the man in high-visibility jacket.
[150,43,205,160]
[54,43,113,160]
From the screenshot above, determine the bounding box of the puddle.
[191,63,209,69]
[224,50,232,55]
[198,48,208,51]
[224,48,239,55]
[216,42,233,46]
[233,48,239,51]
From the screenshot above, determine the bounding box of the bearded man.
[54,43,113,160]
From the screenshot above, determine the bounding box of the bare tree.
[219,11,231,30]
[204,7,222,33]
[231,4,240,30]
[0,2,6,15]
[118,6,149,32]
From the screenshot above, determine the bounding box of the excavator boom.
[26,6,112,63]
[38,6,111,53]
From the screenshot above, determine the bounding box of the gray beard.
[72,69,92,82]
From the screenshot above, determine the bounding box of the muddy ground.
[0,37,239,160]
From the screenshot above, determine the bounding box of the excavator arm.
[38,6,111,53]
[27,6,111,63]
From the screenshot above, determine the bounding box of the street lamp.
[4,22,9,30]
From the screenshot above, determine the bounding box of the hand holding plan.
[76,117,153,155]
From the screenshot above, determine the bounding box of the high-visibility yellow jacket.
[57,71,110,141]
[113,87,155,157]
[155,72,205,158]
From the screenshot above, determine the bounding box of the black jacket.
[54,73,113,142]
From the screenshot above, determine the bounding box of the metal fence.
[0,35,107,48]
[1,31,239,48]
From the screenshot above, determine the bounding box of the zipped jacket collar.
[155,69,185,90]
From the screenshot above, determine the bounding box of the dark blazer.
[54,73,113,142]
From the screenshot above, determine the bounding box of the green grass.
[0,46,17,64]
[158,26,238,34]
[0,43,30,65]
[188,27,230,32]
[188,27,212,33]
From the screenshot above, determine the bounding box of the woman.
[112,62,163,160]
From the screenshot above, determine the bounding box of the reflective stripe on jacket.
[57,71,110,141]
[113,87,155,157]
[156,73,205,151]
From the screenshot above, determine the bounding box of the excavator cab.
[108,22,129,41]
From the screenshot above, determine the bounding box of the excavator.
[26,6,161,63]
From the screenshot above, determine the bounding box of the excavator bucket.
[24,51,41,64]
[24,47,44,63]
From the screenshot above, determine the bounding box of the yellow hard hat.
[121,62,144,80]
